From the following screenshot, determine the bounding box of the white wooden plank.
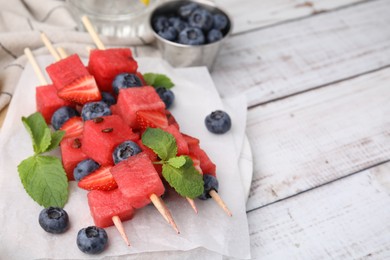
[248,162,390,259]
[211,0,390,106]
[216,0,364,34]
[246,67,390,211]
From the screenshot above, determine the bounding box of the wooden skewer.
[57,47,68,59]
[112,215,130,246]
[209,190,232,217]
[150,194,179,234]
[24,48,48,85]
[40,32,61,61]
[186,198,198,214]
[81,15,106,50]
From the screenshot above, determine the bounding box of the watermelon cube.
[88,188,135,228]
[164,125,189,156]
[88,48,138,93]
[36,84,72,123]
[81,115,139,166]
[186,135,216,177]
[60,137,88,181]
[111,152,165,208]
[111,86,165,128]
[46,54,101,104]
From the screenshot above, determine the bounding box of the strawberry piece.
[165,110,180,129]
[182,133,200,146]
[60,116,84,140]
[57,75,101,104]
[78,166,118,191]
[136,110,169,130]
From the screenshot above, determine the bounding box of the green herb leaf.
[142,128,177,161]
[143,73,174,89]
[162,156,204,198]
[17,155,68,208]
[22,112,52,154]
[167,156,186,168]
[46,130,65,152]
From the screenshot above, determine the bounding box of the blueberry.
[38,207,69,234]
[51,106,79,130]
[155,87,175,109]
[158,26,177,41]
[81,101,111,121]
[198,174,219,200]
[112,73,143,95]
[113,140,142,164]
[73,159,100,181]
[213,13,228,31]
[205,110,232,134]
[207,29,223,43]
[77,226,108,254]
[178,3,199,19]
[169,17,188,33]
[188,8,213,32]
[178,27,205,45]
[101,92,116,106]
[153,15,170,32]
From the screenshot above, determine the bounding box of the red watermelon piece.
[187,139,216,177]
[111,152,165,209]
[164,125,189,156]
[35,84,72,124]
[88,48,138,93]
[88,188,135,228]
[81,115,139,166]
[46,54,101,104]
[136,140,162,177]
[60,137,88,181]
[112,86,166,129]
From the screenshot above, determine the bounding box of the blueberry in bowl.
[150,0,232,69]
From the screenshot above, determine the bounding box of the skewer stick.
[81,15,106,50]
[150,194,180,234]
[57,47,68,59]
[209,190,232,217]
[186,198,198,214]
[112,216,131,246]
[40,32,61,61]
[24,48,48,85]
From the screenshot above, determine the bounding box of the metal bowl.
[149,0,233,70]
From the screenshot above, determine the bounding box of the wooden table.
[1,0,390,258]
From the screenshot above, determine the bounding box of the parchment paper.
[0,56,251,259]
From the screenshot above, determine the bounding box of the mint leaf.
[18,155,68,208]
[143,73,174,89]
[22,112,52,154]
[162,156,204,198]
[142,128,177,161]
[46,130,65,152]
[167,156,186,168]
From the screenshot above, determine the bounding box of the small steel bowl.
[149,0,233,70]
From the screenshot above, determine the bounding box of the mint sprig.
[143,73,174,89]
[141,128,204,199]
[18,112,68,208]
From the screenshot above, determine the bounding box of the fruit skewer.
[80,15,185,228]
[37,38,133,246]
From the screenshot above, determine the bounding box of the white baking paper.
[0,56,251,259]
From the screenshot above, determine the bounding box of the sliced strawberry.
[165,109,180,129]
[136,110,169,130]
[136,72,146,86]
[78,166,117,191]
[182,133,200,147]
[60,116,84,140]
[57,75,101,104]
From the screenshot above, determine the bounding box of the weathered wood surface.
[216,0,366,34]
[248,162,390,259]
[212,0,390,107]
[246,67,390,211]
